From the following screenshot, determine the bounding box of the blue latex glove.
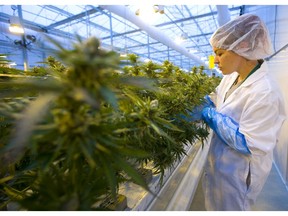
[201,107,251,155]
[186,95,215,121]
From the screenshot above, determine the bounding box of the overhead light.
[180,32,188,41]
[175,32,189,45]
[14,35,36,47]
[14,39,23,45]
[135,5,164,24]
[155,5,165,14]
[135,5,165,16]
[9,15,24,34]
[26,34,36,43]
[9,23,24,34]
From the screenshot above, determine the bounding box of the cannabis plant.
[119,56,218,176]
[0,37,151,210]
[0,36,220,210]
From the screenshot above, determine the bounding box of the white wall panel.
[268,5,288,189]
[268,51,288,189]
[245,5,288,188]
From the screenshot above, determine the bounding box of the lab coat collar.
[218,61,268,109]
[240,61,268,87]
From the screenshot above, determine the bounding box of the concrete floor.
[189,163,288,211]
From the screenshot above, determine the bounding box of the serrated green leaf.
[97,154,117,198]
[100,86,118,109]
[3,184,24,199]
[149,122,175,143]
[2,94,56,164]
[0,175,14,184]
[79,140,96,168]
[154,116,184,132]
[114,155,149,191]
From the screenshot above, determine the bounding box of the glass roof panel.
[0,4,245,73]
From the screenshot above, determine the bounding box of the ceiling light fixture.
[135,5,165,24]
[9,16,24,34]
[135,5,164,16]
[9,6,24,34]
[175,33,189,45]
[153,5,165,14]
[14,34,37,47]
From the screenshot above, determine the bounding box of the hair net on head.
[210,14,273,60]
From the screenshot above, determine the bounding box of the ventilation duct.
[216,5,231,26]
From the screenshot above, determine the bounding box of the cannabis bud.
[150,99,159,109]
[83,37,101,57]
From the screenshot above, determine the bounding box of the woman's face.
[213,47,243,75]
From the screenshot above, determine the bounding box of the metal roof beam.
[124,32,212,51]
[100,5,207,66]
[43,6,156,53]
[156,6,240,27]
[183,5,210,45]
[125,41,162,49]
[165,6,206,55]
[45,5,148,49]
[186,43,211,49]
[44,5,75,17]
[101,6,241,41]
[45,7,103,30]
[0,12,79,39]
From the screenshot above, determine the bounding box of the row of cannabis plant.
[0,36,220,210]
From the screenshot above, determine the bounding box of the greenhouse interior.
[0,4,288,211]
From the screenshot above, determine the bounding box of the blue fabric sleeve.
[203,95,215,108]
[202,107,251,155]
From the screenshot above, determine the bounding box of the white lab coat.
[203,61,286,210]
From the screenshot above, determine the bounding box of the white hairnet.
[210,14,273,60]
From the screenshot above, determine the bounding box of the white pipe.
[216,5,231,26]
[100,5,207,67]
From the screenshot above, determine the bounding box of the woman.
[200,14,286,210]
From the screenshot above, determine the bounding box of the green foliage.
[0,54,12,68]
[46,55,67,73]
[0,67,24,75]
[119,59,218,178]
[24,66,48,76]
[0,36,220,210]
